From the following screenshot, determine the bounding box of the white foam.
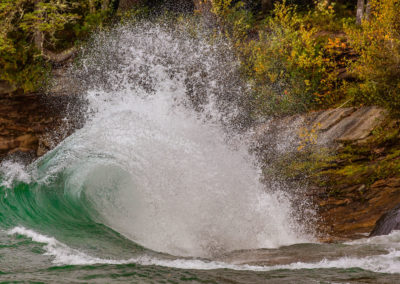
[269,250,400,274]
[346,230,400,247]
[8,226,400,274]
[8,226,121,265]
[132,232,400,274]
[0,161,31,189]
[6,226,265,269]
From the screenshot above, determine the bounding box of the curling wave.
[0,21,310,258]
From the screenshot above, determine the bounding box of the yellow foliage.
[240,1,346,114]
[346,0,400,114]
[297,123,321,151]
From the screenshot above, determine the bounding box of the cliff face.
[307,108,400,239]
[254,106,400,240]
[0,92,53,161]
[0,71,81,163]
[316,177,400,240]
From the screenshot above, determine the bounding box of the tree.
[356,0,370,24]
[347,0,400,113]
[0,0,115,91]
[29,0,81,62]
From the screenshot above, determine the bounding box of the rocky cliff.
[254,106,400,240]
[0,69,82,163]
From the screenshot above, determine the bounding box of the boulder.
[335,106,387,141]
[370,203,400,237]
[317,106,387,143]
[311,107,355,131]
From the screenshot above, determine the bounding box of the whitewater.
[0,20,399,283]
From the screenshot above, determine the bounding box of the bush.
[346,0,400,115]
[212,1,346,116]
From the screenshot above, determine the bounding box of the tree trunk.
[365,0,371,21]
[33,0,44,52]
[356,0,364,25]
[42,48,77,63]
[356,0,372,24]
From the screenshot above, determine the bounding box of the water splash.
[1,20,311,258]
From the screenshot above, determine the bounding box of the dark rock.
[370,203,400,237]
[0,90,82,163]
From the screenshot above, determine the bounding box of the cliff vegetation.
[1,0,399,117]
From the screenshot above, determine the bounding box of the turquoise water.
[1,199,399,284]
[1,179,399,283]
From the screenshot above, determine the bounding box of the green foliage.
[0,42,48,92]
[211,0,255,40]
[118,5,150,22]
[1,0,42,91]
[1,0,399,117]
[211,1,348,117]
[0,0,116,92]
[345,0,400,116]
[211,0,400,117]
[73,9,110,38]
[18,1,81,44]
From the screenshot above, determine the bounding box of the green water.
[1,177,399,283]
[1,229,399,284]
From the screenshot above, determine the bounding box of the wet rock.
[311,107,355,131]
[258,106,387,149]
[14,134,39,152]
[48,68,77,95]
[0,136,18,151]
[370,203,400,237]
[37,135,53,157]
[317,178,400,239]
[0,91,77,163]
[333,106,387,142]
[0,63,86,163]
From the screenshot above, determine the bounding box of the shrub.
[212,1,346,116]
[346,0,400,116]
